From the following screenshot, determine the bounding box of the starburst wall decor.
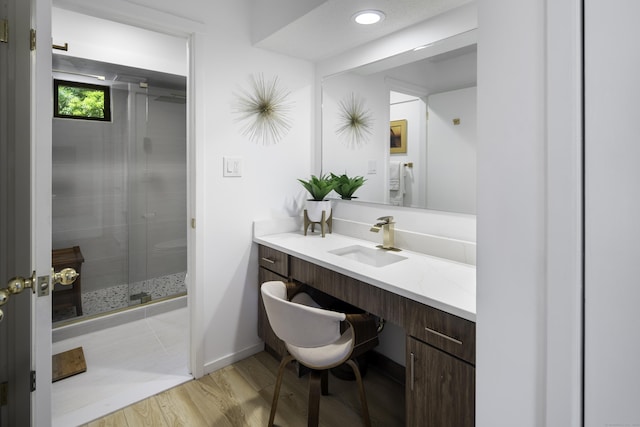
[335,92,374,148]
[233,74,293,145]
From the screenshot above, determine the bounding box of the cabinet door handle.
[261,257,275,264]
[410,352,415,391]
[424,326,463,345]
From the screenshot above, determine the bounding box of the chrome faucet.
[370,216,397,250]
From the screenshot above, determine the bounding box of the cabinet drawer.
[405,299,475,364]
[259,245,289,277]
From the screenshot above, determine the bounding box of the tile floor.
[52,306,192,427]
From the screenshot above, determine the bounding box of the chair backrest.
[261,281,346,348]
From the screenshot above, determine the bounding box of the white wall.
[477,0,547,424]
[249,0,325,44]
[191,4,314,373]
[478,0,583,426]
[584,0,640,425]
[427,87,476,214]
[52,8,187,76]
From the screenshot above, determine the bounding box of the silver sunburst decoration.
[335,92,374,148]
[233,74,293,145]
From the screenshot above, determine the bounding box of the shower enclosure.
[51,56,187,322]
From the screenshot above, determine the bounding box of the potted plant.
[330,173,366,200]
[298,174,335,222]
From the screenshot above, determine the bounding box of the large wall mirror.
[321,30,477,214]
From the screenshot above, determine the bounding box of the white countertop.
[254,231,476,322]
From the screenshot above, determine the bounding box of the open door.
[0,0,36,424]
[1,0,54,425]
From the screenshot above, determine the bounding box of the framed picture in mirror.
[390,119,407,154]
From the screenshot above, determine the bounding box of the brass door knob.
[0,272,37,321]
[52,268,78,286]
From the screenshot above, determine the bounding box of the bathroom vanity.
[254,230,476,426]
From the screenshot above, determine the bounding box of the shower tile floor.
[52,306,191,427]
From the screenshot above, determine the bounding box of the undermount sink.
[328,245,407,268]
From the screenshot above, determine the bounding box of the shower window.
[54,79,112,121]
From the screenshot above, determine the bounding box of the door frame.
[32,2,205,424]
[32,0,53,421]
[44,0,206,378]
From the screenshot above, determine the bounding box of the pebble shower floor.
[53,271,186,322]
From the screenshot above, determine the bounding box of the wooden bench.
[52,246,84,318]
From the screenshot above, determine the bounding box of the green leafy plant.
[57,86,105,118]
[330,173,366,199]
[298,174,336,201]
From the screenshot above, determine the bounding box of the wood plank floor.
[82,351,405,427]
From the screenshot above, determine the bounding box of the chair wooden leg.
[346,359,372,427]
[308,370,322,427]
[269,355,295,427]
[321,370,329,396]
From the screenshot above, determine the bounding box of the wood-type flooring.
[82,351,405,427]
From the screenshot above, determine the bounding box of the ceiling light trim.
[353,10,386,25]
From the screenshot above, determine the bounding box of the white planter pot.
[305,200,332,223]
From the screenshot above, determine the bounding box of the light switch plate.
[368,160,377,174]
[223,156,242,177]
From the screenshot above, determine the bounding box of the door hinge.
[1,19,8,43]
[0,382,7,406]
[30,371,36,392]
[30,29,36,51]
[191,218,196,229]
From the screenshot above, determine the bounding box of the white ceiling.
[254,0,473,62]
[52,54,186,90]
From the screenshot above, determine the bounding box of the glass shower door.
[128,84,187,305]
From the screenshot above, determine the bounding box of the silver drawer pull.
[424,327,463,345]
[261,257,276,264]
[410,352,415,391]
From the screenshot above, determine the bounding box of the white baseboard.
[202,342,265,375]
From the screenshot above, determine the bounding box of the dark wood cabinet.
[404,298,476,365]
[258,266,289,358]
[259,245,289,277]
[257,244,476,426]
[407,336,475,427]
[257,245,292,358]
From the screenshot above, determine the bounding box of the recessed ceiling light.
[353,10,385,25]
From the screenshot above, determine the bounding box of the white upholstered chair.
[261,280,373,427]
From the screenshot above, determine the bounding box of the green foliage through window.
[54,80,111,121]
